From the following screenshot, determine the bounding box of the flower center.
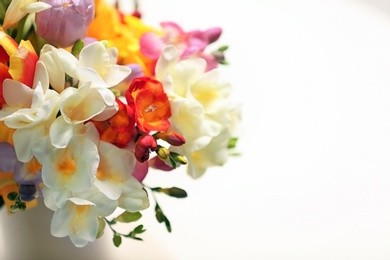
[76,205,89,215]
[57,156,76,176]
[145,104,157,113]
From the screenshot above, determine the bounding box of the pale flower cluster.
[156,46,241,178]
[0,41,149,247]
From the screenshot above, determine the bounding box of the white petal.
[102,65,131,87]
[118,177,149,212]
[76,67,107,88]
[43,187,72,211]
[22,2,51,13]
[33,61,49,93]
[90,101,118,121]
[95,142,136,200]
[172,58,207,96]
[3,79,33,107]
[0,106,18,120]
[13,125,45,163]
[51,205,74,238]
[39,52,65,93]
[79,41,110,74]
[50,116,80,148]
[56,48,79,79]
[155,45,180,81]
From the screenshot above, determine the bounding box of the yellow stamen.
[76,205,89,215]
[57,155,76,177]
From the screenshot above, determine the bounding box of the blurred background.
[3,0,390,259]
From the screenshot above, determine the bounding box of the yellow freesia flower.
[87,0,162,76]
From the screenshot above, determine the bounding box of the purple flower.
[0,142,42,201]
[36,0,94,48]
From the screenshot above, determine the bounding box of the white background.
[3,0,390,259]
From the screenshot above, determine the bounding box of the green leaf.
[126,224,146,241]
[155,204,164,223]
[115,211,142,223]
[96,218,106,239]
[133,225,146,234]
[169,157,177,169]
[218,45,229,52]
[152,187,187,198]
[154,203,172,233]
[113,234,122,247]
[227,137,238,149]
[164,217,172,232]
[7,192,18,201]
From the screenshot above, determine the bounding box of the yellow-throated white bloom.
[34,123,100,193]
[155,45,241,178]
[50,190,116,247]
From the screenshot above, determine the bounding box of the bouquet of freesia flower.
[0,0,241,248]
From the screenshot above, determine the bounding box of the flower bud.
[154,131,186,146]
[134,135,157,162]
[36,0,95,48]
[204,27,222,44]
[156,146,169,160]
[170,152,187,165]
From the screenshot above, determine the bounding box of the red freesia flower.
[126,76,171,133]
[90,99,135,147]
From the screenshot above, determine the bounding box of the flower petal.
[3,79,33,108]
[0,142,17,172]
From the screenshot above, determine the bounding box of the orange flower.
[126,76,171,133]
[91,99,135,147]
[0,32,38,108]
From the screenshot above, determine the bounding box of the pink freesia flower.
[140,22,222,72]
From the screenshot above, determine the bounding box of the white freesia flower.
[36,130,99,193]
[46,183,117,247]
[59,79,117,124]
[95,141,137,200]
[0,61,60,162]
[50,198,98,247]
[77,41,131,87]
[155,45,241,178]
[39,41,131,92]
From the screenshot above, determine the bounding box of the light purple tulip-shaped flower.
[36,0,94,48]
